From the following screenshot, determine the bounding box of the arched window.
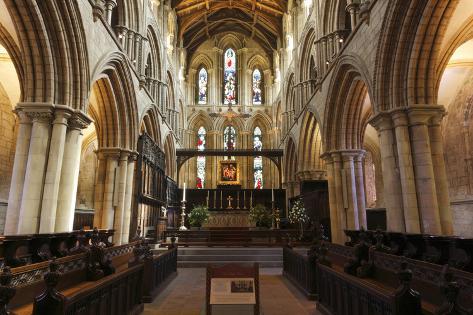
[196,126,206,188]
[224,126,236,160]
[252,69,263,105]
[197,67,208,104]
[223,48,237,105]
[253,127,263,189]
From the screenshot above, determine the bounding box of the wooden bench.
[7,239,138,314]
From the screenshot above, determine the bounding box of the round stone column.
[113,150,130,244]
[18,109,53,234]
[5,110,31,234]
[429,110,453,234]
[93,151,107,228]
[55,112,91,232]
[100,148,120,229]
[322,153,340,244]
[369,112,406,232]
[331,152,346,243]
[341,151,360,231]
[122,153,137,244]
[354,151,367,229]
[40,108,72,233]
[391,109,421,233]
[408,107,442,235]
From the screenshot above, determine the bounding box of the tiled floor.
[142,268,320,315]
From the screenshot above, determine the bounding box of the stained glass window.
[196,126,206,188]
[223,48,237,105]
[254,127,263,189]
[224,126,236,160]
[252,69,262,105]
[198,68,208,104]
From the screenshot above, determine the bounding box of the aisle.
[142,268,319,315]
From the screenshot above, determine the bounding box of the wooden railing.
[282,247,317,299]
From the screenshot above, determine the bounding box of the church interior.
[0,0,473,314]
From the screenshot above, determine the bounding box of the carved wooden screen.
[131,133,167,239]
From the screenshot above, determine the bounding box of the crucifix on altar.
[226,195,234,209]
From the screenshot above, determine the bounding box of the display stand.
[206,263,260,315]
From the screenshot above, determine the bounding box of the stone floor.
[142,268,320,315]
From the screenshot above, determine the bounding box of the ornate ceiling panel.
[172,0,287,56]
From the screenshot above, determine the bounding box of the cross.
[226,195,234,209]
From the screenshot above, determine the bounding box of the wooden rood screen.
[131,133,167,239]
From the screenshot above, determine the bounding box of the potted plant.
[288,198,309,239]
[249,204,272,229]
[188,204,210,229]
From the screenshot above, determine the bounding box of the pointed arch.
[89,52,138,150]
[298,112,325,175]
[324,55,374,152]
[140,106,161,145]
[163,133,176,180]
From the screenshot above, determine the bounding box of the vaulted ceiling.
[172,0,287,57]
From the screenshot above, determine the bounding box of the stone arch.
[320,0,351,34]
[324,55,374,152]
[163,133,176,180]
[299,26,317,83]
[3,0,89,108]
[166,71,176,112]
[0,25,24,98]
[140,106,161,145]
[285,73,295,113]
[284,137,298,198]
[297,111,325,180]
[89,52,138,151]
[188,110,213,136]
[374,1,458,108]
[146,25,163,81]
[111,0,141,32]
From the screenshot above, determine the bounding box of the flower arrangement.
[249,204,272,228]
[289,198,309,224]
[188,204,210,228]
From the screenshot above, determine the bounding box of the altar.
[204,210,253,228]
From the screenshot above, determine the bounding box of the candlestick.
[250,191,253,208]
[183,182,186,201]
[243,191,246,209]
[214,191,216,208]
[179,200,187,231]
[220,190,223,209]
[236,191,240,209]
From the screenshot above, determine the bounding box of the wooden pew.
[1,236,179,315]
[324,235,473,315]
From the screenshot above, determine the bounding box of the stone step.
[170,246,283,268]
[179,254,282,262]
[175,247,282,256]
[177,261,283,268]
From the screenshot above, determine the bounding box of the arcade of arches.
[1,0,473,257]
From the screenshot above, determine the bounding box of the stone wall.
[442,67,473,236]
[76,140,97,210]
[0,83,17,203]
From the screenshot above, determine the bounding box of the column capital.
[128,151,139,161]
[96,147,122,159]
[390,108,409,128]
[69,111,93,130]
[368,111,392,131]
[13,109,32,124]
[406,105,445,126]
